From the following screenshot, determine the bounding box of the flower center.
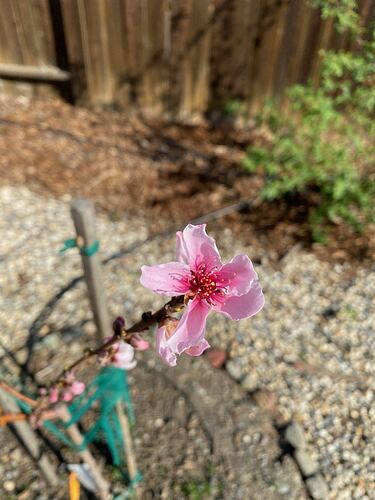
[188,264,226,304]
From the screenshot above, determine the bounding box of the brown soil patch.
[0,98,373,264]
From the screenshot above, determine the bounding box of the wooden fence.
[0,0,373,117]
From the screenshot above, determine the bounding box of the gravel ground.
[0,185,374,499]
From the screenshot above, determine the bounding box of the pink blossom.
[70,381,86,396]
[130,334,150,351]
[48,387,59,404]
[45,373,86,404]
[97,335,137,370]
[111,342,137,370]
[141,224,264,366]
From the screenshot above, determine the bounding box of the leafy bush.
[242,2,375,242]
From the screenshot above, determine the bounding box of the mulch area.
[0,97,373,264]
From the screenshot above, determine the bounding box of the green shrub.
[242,2,374,242]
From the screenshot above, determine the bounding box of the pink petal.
[156,326,177,366]
[166,298,210,354]
[140,262,190,295]
[185,339,210,357]
[176,224,222,270]
[62,391,73,402]
[130,334,149,351]
[215,282,265,320]
[112,343,137,370]
[71,381,85,396]
[49,388,59,404]
[219,254,258,296]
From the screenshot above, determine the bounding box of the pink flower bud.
[130,334,149,351]
[62,390,73,402]
[70,381,85,396]
[113,316,126,336]
[49,388,59,404]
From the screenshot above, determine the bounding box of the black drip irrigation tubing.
[6,199,252,385]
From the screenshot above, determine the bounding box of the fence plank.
[77,0,115,104]
[248,0,289,113]
[209,0,254,107]
[179,0,212,118]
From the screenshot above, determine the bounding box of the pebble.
[285,422,307,450]
[3,480,15,492]
[241,372,259,392]
[306,474,329,499]
[294,449,319,477]
[154,418,164,428]
[225,359,244,381]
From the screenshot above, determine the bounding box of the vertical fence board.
[138,0,168,113]
[179,0,212,118]
[209,0,254,107]
[77,0,115,103]
[248,0,289,113]
[274,0,314,97]
[310,15,335,87]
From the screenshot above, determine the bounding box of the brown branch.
[54,295,184,387]
[0,296,185,421]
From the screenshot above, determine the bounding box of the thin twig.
[54,295,184,387]
[0,380,37,407]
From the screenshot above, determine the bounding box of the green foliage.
[242,5,375,242]
[310,0,360,34]
[223,99,247,117]
[179,478,211,499]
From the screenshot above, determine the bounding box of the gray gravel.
[0,185,374,499]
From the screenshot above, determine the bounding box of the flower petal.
[156,327,177,366]
[140,262,190,295]
[215,282,264,320]
[166,298,210,354]
[219,254,258,296]
[185,339,210,357]
[176,224,222,270]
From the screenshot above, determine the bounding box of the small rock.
[306,474,329,499]
[154,418,164,428]
[277,483,290,495]
[205,348,227,369]
[285,421,307,449]
[294,449,319,477]
[242,434,251,444]
[252,390,278,413]
[241,372,259,392]
[3,480,15,492]
[225,359,243,381]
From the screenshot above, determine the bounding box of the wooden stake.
[116,401,141,499]
[0,389,58,486]
[70,198,112,342]
[57,405,110,500]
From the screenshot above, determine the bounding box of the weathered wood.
[0,388,59,486]
[248,0,289,113]
[57,405,110,500]
[0,62,70,80]
[0,0,373,115]
[71,198,112,342]
[116,400,141,498]
[179,0,212,119]
[77,0,115,104]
